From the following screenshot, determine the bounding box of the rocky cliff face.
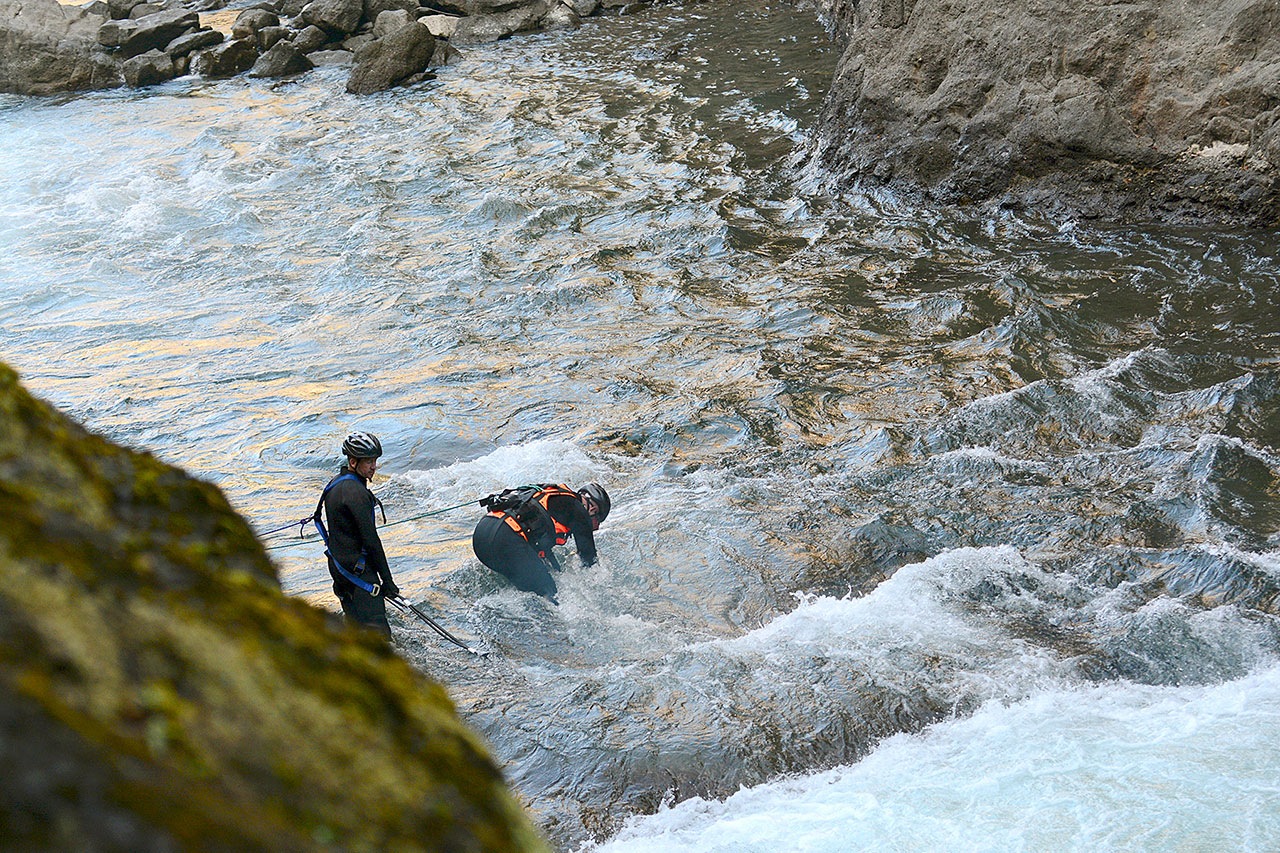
[810,0,1280,226]
[0,361,548,852]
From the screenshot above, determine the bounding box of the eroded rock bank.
[0,361,549,852]
[810,0,1280,226]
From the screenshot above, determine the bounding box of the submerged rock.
[0,362,549,852]
[812,0,1280,226]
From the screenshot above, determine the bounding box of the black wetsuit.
[544,491,598,566]
[320,469,397,636]
[471,487,598,602]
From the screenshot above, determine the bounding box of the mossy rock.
[0,362,549,852]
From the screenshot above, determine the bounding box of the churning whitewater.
[1,0,1278,849]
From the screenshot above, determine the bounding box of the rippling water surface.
[2,1,1279,849]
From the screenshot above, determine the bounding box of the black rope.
[261,499,476,552]
[387,596,487,656]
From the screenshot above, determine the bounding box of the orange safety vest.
[487,483,579,549]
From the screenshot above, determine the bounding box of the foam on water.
[590,663,1280,853]
[719,546,1075,698]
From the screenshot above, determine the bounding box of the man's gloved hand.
[382,581,400,600]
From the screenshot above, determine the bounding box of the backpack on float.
[480,483,583,547]
[479,485,556,546]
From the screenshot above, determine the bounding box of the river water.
[3,0,1280,849]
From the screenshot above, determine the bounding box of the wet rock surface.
[811,0,1280,226]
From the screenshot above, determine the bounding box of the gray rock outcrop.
[811,0,1280,226]
[0,0,120,94]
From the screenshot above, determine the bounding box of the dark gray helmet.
[580,483,610,522]
[342,431,382,459]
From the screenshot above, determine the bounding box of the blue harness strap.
[313,472,381,597]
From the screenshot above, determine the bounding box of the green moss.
[0,362,550,853]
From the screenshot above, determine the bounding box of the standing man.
[472,483,611,604]
[314,431,401,637]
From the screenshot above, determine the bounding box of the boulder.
[372,7,412,37]
[0,0,120,95]
[105,0,143,18]
[563,0,595,15]
[230,6,278,39]
[292,23,328,52]
[418,13,458,38]
[95,16,133,43]
[100,8,199,58]
[164,26,222,55]
[121,45,173,85]
[307,46,353,64]
[127,2,163,18]
[541,1,578,29]
[811,0,1280,226]
[256,23,288,50]
[0,362,551,853]
[341,30,374,50]
[301,0,363,36]
[363,0,416,25]
[345,19,432,93]
[191,36,257,77]
[450,0,547,45]
[433,0,541,14]
[429,36,460,65]
[247,37,312,75]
